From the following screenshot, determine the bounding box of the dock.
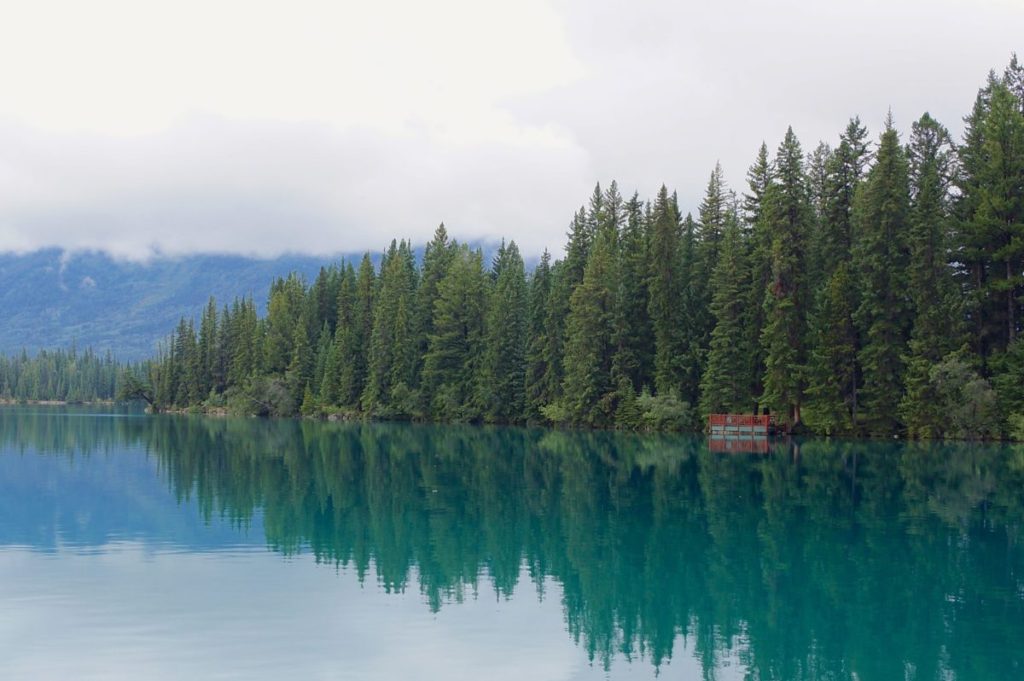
[708,414,777,454]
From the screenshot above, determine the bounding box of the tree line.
[137,58,1024,438]
[0,347,121,403]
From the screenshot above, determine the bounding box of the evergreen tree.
[975,82,1024,348]
[524,250,554,421]
[900,113,963,437]
[422,246,488,421]
[647,185,687,398]
[699,208,751,416]
[805,117,871,430]
[363,241,417,413]
[562,209,619,426]
[805,261,859,434]
[853,116,912,435]
[197,297,218,397]
[820,117,871,278]
[286,309,314,410]
[743,143,774,411]
[338,255,376,407]
[612,192,654,393]
[759,127,811,426]
[541,206,592,403]
[693,164,730,384]
[415,224,457,389]
[481,241,528,422]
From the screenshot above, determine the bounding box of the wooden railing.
[708,414,776,428]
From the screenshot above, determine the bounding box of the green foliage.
[523,250,554,421]
[853,117,912,435]
[421,246,488,422]
[635,389,693,432]
[561,206,619,426]
[805,262,859,435]
[927,352,1001,440]
[699,211,751,417]
[1008,413,1024,441]
[647,186,687,398]
[759,127,811,426]
[131,55,1022,438]
[481,241,528,423]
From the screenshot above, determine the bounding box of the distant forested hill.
[0,249,346,360]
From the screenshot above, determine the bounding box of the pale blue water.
[1,405,1022,680]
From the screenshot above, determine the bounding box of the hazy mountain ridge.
[0,242,514,361]
[0,249,344,360]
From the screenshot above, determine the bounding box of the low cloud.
[0,0,1020,259]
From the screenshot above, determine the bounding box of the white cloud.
[0,0,1020,258]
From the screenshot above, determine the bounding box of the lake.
[1,405,1022,680]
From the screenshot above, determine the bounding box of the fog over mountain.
[0,0,1020,259]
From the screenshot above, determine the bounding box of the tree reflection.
[2,407,1022,678]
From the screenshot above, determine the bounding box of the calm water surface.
[1,406,1022,680]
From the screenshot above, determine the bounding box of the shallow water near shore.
[1,405,1022,680]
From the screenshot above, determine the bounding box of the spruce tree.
[647,185,687,398]
[976,82,1024,348]
[900,113,962,437]
[699,208,751,416]
[415,224,457,390]
[742,143,774,411]
[524,250,554,421]
[422,246,488,421]
[362,241,417,413]
[693,164,730,385]
[541,207,591,403]
[612,192,654,393]
[804,118,871,430]
[481,241,528,422]
[853,116,912,435]
[759,127,811,426]
[562,209,619,426]
[805,261,858,434]
[338,254,376,407]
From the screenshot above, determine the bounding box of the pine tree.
[263,274,306,374]
[976,82,1024,348]
[415,224,457,389]
[805,261,858,434]
[562,209,619,426]
[647,185,687,398]
[541,206,592,403]
[699,208,751,416]
[956,71,1000,359]
[743,143,774,411]
[481,241,528,422]
[611,192,653,393]
[900,113,963,437]
[363,241,417,413]
[523,250,554,421]
[804,117,871,430]
[338,254,375,407]
[820,118,871,278]
[197,297,218,397]
[693,164,730,385]
[853,115,912,435]
[759,127,811,426]
[422,246,488,421]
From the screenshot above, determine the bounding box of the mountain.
[0,249,347,360]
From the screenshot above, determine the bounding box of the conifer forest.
[138,59,1024,439]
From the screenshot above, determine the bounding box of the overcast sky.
[0,0,1020,260]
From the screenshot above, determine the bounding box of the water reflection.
[1,406,1023,679]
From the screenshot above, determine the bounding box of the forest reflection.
[3,407,1023,679]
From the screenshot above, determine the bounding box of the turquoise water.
[1,406,1022,680]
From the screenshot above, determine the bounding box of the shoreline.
[0,398,116,406]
